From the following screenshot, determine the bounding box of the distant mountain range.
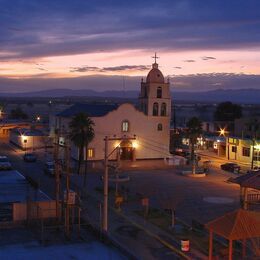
[0,88,259,104]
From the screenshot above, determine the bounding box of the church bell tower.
[139,54,171,119]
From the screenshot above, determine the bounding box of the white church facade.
[53,60,172,162]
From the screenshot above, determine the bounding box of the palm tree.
[69,113,95,184]
[186,117,202,174]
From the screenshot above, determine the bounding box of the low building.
[0,120,31,138]
[0,170,54,223]
[9,128,51,151]
[226,137,260,168]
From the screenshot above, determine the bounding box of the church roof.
[146,63,165,83]
[57,103,119,118]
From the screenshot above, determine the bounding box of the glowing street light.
[218,127,230,160]
[219,127,228,136]
[21,135,28,153]
[254,144,260,150]
[36,116,41,122]
[132,140,138,149]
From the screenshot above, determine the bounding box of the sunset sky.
[0,0,260,92]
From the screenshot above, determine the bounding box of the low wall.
[13,200,56,222]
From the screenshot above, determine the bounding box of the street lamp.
[219,127,230,160]
[22,136,28,154]
[219,128,226,136]
[36,116,41,122]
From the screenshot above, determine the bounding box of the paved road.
[1,141,245,259]
[1,142,56,199]
[197,150,252,173]
[1,142,184,259]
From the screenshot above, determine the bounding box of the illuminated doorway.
[120,140,133,160]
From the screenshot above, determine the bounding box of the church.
[53,58,172,163]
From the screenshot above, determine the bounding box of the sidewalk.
[69,174,207,260]
[197,149,251,168]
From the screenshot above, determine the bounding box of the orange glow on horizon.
[1,49,260,79]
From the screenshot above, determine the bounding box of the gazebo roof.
[206,209,260,240]
[231,171,260,190]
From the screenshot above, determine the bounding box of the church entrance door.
[120,147,133,160]
[120,140,133,160]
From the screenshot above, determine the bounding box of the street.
[0,141,184,259]
[0,141,247,259]
[1,139,242,226]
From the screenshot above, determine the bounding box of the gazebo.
[230,171,260,210]
[206,209,260,259]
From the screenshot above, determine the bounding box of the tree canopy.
[9,107,28,120]
[69,113,95,175]
[186,117,203,141]
[214,101,242,121]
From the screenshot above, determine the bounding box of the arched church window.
[153,103,159,116]
[161,103,167,116]
[157,123,163,131]
[157,87,162,98]
[122,120,129,132]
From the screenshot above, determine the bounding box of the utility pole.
[251,138,255,170]
[102,135,136,233]
[103,136,109,233]
[54,130,61,220]
[65,136,71,238]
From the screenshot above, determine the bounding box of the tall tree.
[186,117,202,174]
[69,113,95,185]
[214,101,242,121]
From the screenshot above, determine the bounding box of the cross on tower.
[152,52,159,64]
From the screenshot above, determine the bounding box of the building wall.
[140,82,171,117]
[9,131,48,150]
[56,103,171,161]
[0,122,31,138]
[13,200,56,222]
[226,137,260,167]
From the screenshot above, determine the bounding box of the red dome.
[146,63,164,83]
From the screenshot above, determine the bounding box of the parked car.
[23,153,37,162]
[0,156,12,170]
[247,166,260,174]
[221,163,241,173]
[44,161,55,176]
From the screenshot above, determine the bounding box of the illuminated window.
[242,147,250,157]
[87,148,95,158]
[161,103,166,116]
[153,103,158,116]
[253,150,260,162]
[157,123,163,131]
[157,87,162,98]
[122,120,129,132]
